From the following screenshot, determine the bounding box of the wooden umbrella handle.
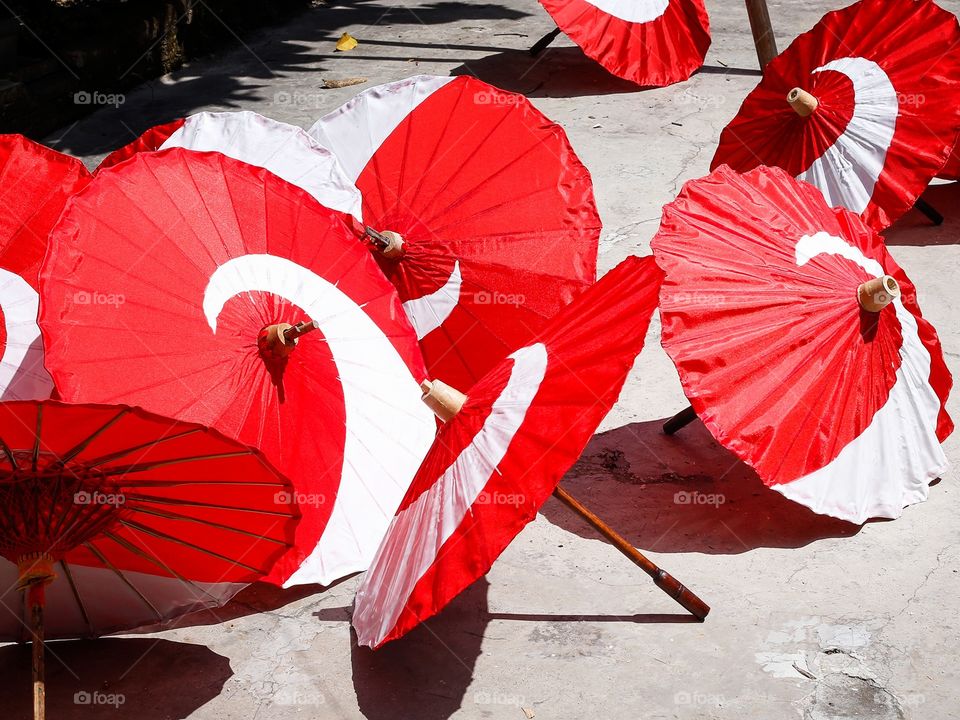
[28,584,46,720]
[552,485,710,620]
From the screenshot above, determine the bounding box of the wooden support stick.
[663,405,698,435]
[530,26,562,56]
[553,485,710,620]
[914,198,944,226]
[744,0,778,69]
[29,585,45,720]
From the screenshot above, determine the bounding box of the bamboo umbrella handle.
[552,485,710,620]
[744,0,778,68]
[663,405,697,435]
[29,585,45,720]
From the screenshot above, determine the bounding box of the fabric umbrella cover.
[652,164,953,523]
[38,149,436,586]
[536,0,710,87]
[0,135,91,400]
[712,0,960,230]
[95,118,185,172]
[353,255,662,648]
[310,75,600,392]
[0,399,298,640]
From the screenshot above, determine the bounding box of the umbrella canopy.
[96,119,185,172]
[536,0,710,87]
[38,149,436,587]
[652,164,953,524]
[938,143,960,181]
[712,0,960,230]
[0,135,91,401]
[309,75,600,392]
[353,255,662,648]
[0,399,298,640]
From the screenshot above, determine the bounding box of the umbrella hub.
[420,379,467,422]
[365,227,405,259]
[787,87,818,117]
[0,452,127,563]
[858,275,901,312]
[258,320,319,361]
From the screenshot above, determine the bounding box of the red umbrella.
[0,135,90,400]
[353,256,709,648]
[309,75,600,392]
[652,164,953,523]
[532,0,711,87]
[0,399,299,719]
[712,0,960,230]
[96,118,184,172]
[38,148,437,587]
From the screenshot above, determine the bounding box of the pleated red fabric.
[537,0,710,86]
[352,255,662,648]
[713,0,960,230]
[96,119,185,172]
[38,149,435,586]
[653,165,952,523]
[310,75,600,393]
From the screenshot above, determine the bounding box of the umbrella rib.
[116,518,263,574]
[126,504,291,544]
[31,404,42,471]
[101,450,256,477]
[59,560,95,637]
[0,437,18,469]
[83,541,164,621]
[81,428,204,468]
[59,408,131,464]
[124,492,296,517]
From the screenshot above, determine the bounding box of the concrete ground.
[4,0,958,717]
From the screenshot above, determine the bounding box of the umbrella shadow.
[883,182,960,247]
[541,417,862,555]
[0,637,231,718]
[451,46,643,97]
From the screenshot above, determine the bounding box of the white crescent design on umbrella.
[202,254,436,585]
[780,232,946,522]
[401,261,462,340]
[796,57,899,215]
[581,0,669,23]
[353,342,549,647]
[0,268,53,400]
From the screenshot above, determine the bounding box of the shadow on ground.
[0,638,231,718]
[883,182,960,247]
[541,417,862,554]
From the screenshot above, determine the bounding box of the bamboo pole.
[744,0,778,68]
[29,585,45,720]
[663,405,697,435]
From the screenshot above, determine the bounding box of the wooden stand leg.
[552,485,710,620]
[663,405,697,435]
[915,198,944,226]
[744,0,778,68]
[530,27,562,56]
[28,585,45,720]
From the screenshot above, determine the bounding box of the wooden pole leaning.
[745,0,778,69]
[530,26,562,56]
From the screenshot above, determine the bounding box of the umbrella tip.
[365,227,405,259]
[420,378,467,422]
[787,87,818,117]
[858,275,901,312]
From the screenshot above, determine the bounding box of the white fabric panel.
[308,75,455,183]
[581,0,669,23]
[161,111,363,221]
[778,233,947,522]
[353,342,548,647]
[0,558,243,640]
[202,254,435,586]
[0,268,53,400]
[401,261,462,340]
[797,57,898,215]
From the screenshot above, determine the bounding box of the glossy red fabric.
[354,255,662,647]
[713,0,960,230]
[652,165,953,490]
[349,76,599,392]
[538,0,710,86]
[0,399,297,583]
[38,149,427,584]
[95,118,185,172]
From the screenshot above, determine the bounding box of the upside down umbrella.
[95,118,185,172]
[712,0,960,230]
[0,399,299,719]
[38,149,436,587]
[0,135,90,400]
[533,0,711,87]
[652,164,953,524]
[309,75,600,392]
[353,256,709,648]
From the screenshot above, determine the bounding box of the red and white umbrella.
[353,256,708,648]
[96,118,185,172]
[713,0,960,230]
[652,164,953,524]
[534,0,711,87]
[0,399,299,718]
[309,75,600,392]
[0,135,90,400]
[38,149,436,587]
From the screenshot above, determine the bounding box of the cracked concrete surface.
[1,0,958,717]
